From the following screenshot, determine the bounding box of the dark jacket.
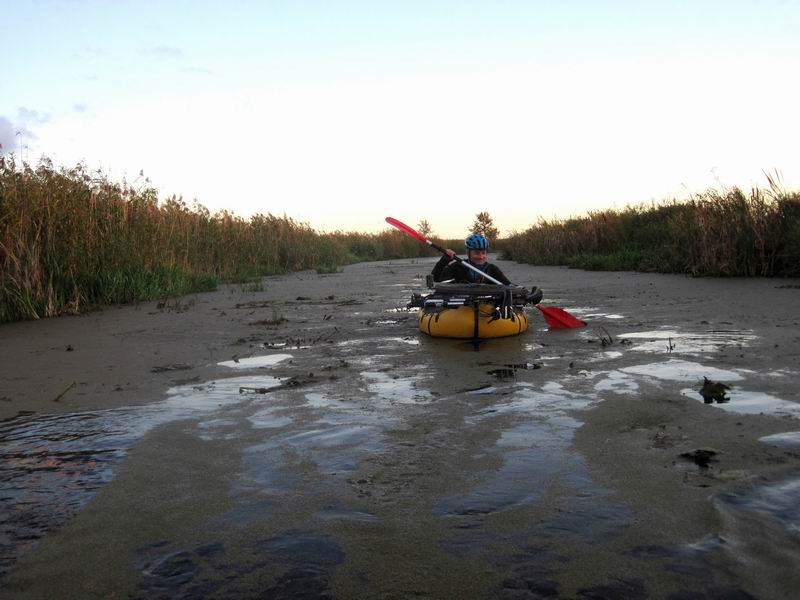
[431,255,512,285]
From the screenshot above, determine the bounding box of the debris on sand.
[151,364,193,373]
[680,447,722,469]
[239,373,324,394]
[486,363,542,379]
[699,377,731,403]
[53,381,76,402]
[251,317,288,326]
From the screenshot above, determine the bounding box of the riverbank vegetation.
[503,179,800,277]
[0,157,435,323]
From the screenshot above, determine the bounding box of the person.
[431,233,512,285]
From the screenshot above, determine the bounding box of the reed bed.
[0,157,433,323]
[503,184,800,277]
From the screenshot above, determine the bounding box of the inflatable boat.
[409,282,542,339]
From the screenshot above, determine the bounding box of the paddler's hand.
[525,287,543,305]
[444,249,456,259]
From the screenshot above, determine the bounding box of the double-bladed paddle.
[385,216,586,329]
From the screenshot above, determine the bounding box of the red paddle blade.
[386,217,427,242]
[535,305,587,329]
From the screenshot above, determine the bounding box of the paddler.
[431,233,512,285]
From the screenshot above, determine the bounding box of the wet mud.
[1,259,800,598]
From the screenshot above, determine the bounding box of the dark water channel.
[2,325,800,597]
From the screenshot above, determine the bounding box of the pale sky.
[3,0,799,238]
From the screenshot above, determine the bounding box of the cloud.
[74,103,89,113]
[0,116,35,155]
[0,116,15,155]
[17,107,50,125]
[142,45,183,60]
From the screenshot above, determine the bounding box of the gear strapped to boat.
[408,282,543,339]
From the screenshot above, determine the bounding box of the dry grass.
[0,157,434,323]
[503,181,800,277]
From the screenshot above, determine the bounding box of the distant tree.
[417,219,433,237]
[470,212,499,241]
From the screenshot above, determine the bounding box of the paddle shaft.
[384,217,505,285]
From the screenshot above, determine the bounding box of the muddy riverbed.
[1,257,800,598]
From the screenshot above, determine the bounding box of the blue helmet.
[465,233,489,250]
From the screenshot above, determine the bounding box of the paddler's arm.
[486,264,512,285]
[431,248,457,282]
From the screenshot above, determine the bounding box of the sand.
[1,257,800,598]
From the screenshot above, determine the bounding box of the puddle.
[238,377,409,497]
[759,431,800,449]
[316,505,380,523]
[0,374,283,580]
[560,306,597,315]
[135,532,344,598]
[218,353,293,369]
[618,329,756,354]
[247,409,294,429]
[337,336,419,349]
[136,540,227,599]
[681,388,800,418]
[522,342,545,351]
[361,371,431,404]
[620,359,745,382]
[303,392,357,410]
[584,350,624,363]
[196,418,243,441]
[593,370,640,395]
[377,336,420,347]
[716,477,800,539]
[242,422,385,490]
[466,383,595,422]
[434,421,584,516]
[436,383,626,542]
[464,385,498,395]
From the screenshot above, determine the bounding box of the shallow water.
[217,353,293,369]
[759,431,800,449]
[0,374,284,580]
[618,329,756,354]
[681,387,800,418]
[3,313,800,596]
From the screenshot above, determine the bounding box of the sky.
[3,0,799,238]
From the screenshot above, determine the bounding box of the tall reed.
[0,157,434,323]
[503,185,800,277]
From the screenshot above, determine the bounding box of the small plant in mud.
[240,280,265,293]
[315,264,340,274]
[595,327,614,347]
